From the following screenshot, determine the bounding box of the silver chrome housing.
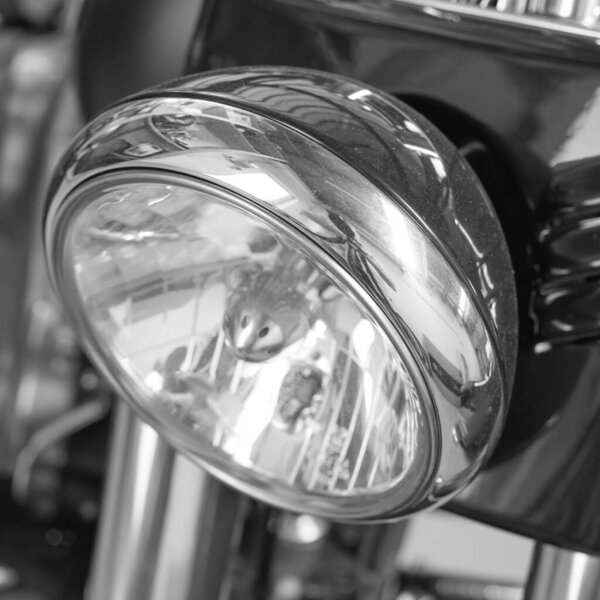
[44,68,517,520]
[273,0,600,42]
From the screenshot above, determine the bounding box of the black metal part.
[536,156,600,344]
[75,0,206,118]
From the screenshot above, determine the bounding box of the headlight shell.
[45,68,517,521]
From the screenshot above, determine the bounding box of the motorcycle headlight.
[45,68,517,520]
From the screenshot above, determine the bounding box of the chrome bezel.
[44,68,516,520]
[50,170,440,520]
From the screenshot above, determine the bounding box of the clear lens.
[62,180,430,498]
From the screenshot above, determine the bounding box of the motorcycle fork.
[86,403,405,600]
[85,403,600,600]
[525,544,600,600]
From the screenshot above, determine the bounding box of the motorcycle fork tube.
[86,403,246,600]
[525,543,600,600]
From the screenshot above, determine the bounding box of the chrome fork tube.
[525,543,600,600]
[87,402,408,600]
[86,403,246,600]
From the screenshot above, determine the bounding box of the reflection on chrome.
[46,68,516,516]
[67,183,425,496]
[67,96,497,426]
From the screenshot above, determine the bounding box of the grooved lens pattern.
[65,182,429,496]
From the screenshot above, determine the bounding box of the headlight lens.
[46,68,517,520]
[62,177,430,501]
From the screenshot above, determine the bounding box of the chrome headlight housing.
[45,68,517,520]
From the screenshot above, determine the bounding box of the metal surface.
[88,402,408,600]
[268,0,600,65]
[87,402,245,600]
[273,0,600,39]
[524,544,600,599]
[536,156,600,345]
[425,0,600,26]
[75,0,207,117]
[44,69,516,519]
[188,0,600,552]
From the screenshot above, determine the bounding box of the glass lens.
[63,181,429,497]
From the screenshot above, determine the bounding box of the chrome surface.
[45,68,517,519]
[535,156,600,346]
[347,0,600,33]
[524,544,600,599]
[446,0,600,25]
[87,403,245,600]
[270,0,600,63]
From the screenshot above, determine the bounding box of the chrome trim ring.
[45,67,517,519]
